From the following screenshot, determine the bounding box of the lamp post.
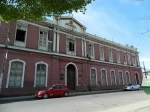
[0,29,10,93]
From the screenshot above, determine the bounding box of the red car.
[35,84,69,99]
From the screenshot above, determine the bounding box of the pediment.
[55,16,86,33]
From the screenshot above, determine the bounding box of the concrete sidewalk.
[94,98,150,112]
[0,89,123,102]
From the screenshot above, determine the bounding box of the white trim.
[125,71,131,84]
[34,61,48,87]
[18,20,51,31]
[88,42,95,59]
[38,30,49,51]
[108,48,113,62]
[57,32,60,52]
[132,55,137,66]
[14,23,28,48]
[101,68,108,85]
[66,36,76,56]
[134,72,140,84]
[128,53,131,65]
[53,29,56,52]
[136,56,140,67]
[82,39,84,57]
[65,62,78,86]
[18,20,137,53]
[116,50,120,63]
[99,45,104,61]
[0,44,141,69]
[123,52,127,65]
[84,40,87,57]
[6,59,26,88]
[110,69,117,85]
[118,70,124,85]
[90,67,98,85]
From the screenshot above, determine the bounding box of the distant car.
[35,84,69,99]
[123,83,140,91]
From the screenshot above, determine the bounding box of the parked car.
[35,84,69,99]
[123,83,140,91]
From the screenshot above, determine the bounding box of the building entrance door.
[67,64,75,90]
[135,73,139,84]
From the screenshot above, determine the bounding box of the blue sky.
[71,0,150,71]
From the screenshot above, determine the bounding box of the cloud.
[72,5,134,45]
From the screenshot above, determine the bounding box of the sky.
[70,0,150,72]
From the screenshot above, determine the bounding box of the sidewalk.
[0,89,123,102]
[94,98,150,112]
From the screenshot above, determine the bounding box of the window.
[89,44,94,58]
[101,70,107,85]
[39,30,53,52]
[35,64,47,87]
[59,85,65,89]
[128,53,131,65]
[66,38,75,55]
[15,24,27,47]
[8,61,24,88]
[126,72,130,84]
[137,56,140,67]
[100,46,104,60]
[52,85,59,90]
[118,71,123,85]
[123,53,127,64]
[110,71,116,85]
[90,69,96,86]
[132,56,136,66]
[108,48,113,62]
[116,51,120,63]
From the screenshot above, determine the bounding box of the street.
[0,90,150,112]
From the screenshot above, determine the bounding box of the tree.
[0,0,94,22]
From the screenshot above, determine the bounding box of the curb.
[0,89,123,102]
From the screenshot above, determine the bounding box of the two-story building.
[0,16,142,96]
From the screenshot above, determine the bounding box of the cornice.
[0,44,141,69]
[18,19,138,54]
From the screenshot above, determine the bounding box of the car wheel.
[43,93,48,99]
[63,92,68,97]
[138,87,140,90]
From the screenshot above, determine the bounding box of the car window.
[59,85,65,89]
[52,85,59,90]
[127,84,132,86]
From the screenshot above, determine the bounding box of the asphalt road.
[0,90,150,112]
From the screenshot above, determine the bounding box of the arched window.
[110,70,116,85]
[90,68,96,86]
[34,62,48,87]
[7,59,26,88]
[118,71,123,85]
[101,70,107,85]
[126,72,130,84]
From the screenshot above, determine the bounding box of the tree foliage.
[0,0,94,22]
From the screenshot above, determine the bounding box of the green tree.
[0,0,94,22]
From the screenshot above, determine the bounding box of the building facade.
[0,17,142,96]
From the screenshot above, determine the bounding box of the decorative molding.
[0,44,141,69]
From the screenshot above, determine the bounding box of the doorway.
[135,73,139,84]
[67,64,76,90]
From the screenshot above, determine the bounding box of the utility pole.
[0,29,10,93]
[143,61,147,79]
